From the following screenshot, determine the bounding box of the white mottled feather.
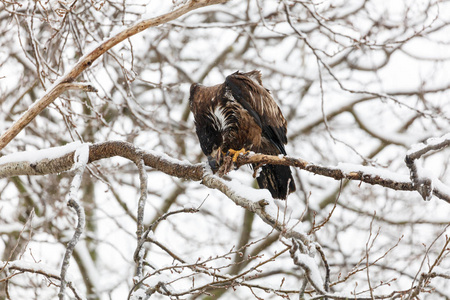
[224,88,235,102]
[208,106,230,131]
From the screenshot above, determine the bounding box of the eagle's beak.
[207,155,219,173]
[207,146,223,173]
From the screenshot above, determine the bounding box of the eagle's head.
[189,82,223,172]
[189,83,200,108]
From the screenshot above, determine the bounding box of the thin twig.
[58,199,85,300]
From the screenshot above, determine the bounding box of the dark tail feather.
[256,164,296,200]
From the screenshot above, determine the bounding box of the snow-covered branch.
[290,238,326,295]
[235,152,450,203]
[1,140,449,203]
[0,141,204,181]
[405,133,450,201]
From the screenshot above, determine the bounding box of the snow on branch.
[290,238,326,295]
[235,153,413,190]
[201,174,310,244]
[234,152,450,203]
[0,141,204,180]
[0,141,84,177]
[1,140,449,203]
[405,133,450,201]
[58,199,85,300]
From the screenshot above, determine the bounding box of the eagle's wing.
[225,70,288,155]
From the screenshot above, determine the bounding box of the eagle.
[189,70,296,200]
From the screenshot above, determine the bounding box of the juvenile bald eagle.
[189,70,296,199]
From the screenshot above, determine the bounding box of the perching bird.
[189,70,296,199]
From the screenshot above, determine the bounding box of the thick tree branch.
[1,140,449,203]
[235,153,450,203]
[236,153,414,191]
[0,141,204,180]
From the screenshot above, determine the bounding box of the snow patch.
[72,143,90,170]
[147,149,192,166]
[130,287,147,300]
[0,141,82,165]
[407,133,450,155]
[293,252,324,288]
[225,177,273,202]
[182,203,198,210]
[1,260,63,279]
[337,162,410,182]
[433,178,450,200]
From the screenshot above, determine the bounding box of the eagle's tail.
[256,164,296,200]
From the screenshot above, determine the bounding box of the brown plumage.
[189,70,296,199]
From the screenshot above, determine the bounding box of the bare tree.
[1,0,450,299]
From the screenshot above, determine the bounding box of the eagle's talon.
[227,148,249,163]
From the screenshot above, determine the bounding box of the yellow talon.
[228,148,248,162]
